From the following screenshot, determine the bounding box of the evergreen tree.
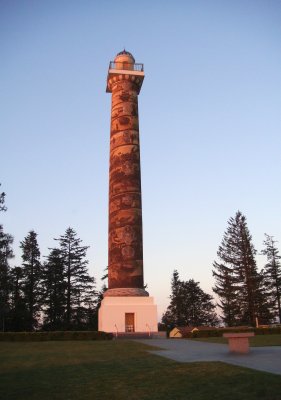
[212,262,240,326]
[182,279,219,326]
[261,234,281,323]
[0,184,13,331]
[213,211,272,326]
[42,248,66,330]
[0,225,14,331]
[101,266,108,282]
[96,283,107,310]
[9,266,29,331]
[164,270,186,326]
[89,267,108,331]
[55,228,96,329]
[162,270,218,327]
[0,184,7,213]
[20,231,42,330]
[254,270,275,325]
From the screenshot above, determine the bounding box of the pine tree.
[261,234,281,323]
[55,228,96,329]
[20,231,42,330]
[162,270,218,327]
[213,211,272,327]
[42,248,66,330]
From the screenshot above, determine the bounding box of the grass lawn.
[191,334,281,347]
[0,340,281,400]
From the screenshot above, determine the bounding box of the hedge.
[181,326,281,339]
[254,327,281,335]
[0,331,113,342]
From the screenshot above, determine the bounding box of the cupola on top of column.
[106,49,144,94]
[114,50,135,70]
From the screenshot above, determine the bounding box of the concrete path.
[136,338,281,375]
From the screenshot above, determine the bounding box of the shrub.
[185,326,281,338]
[0,331,113,342]
[254,327,281,335]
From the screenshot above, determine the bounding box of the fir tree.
[0,225,14,331]
[42,248,66,330]
[182,279,219,326]
[96,283,107,310]
[9,266,29,331]
[101,266,108,282]
[168,270,187,326]
[20,230,42,330]
[162,270,184,327]
[162,270,218,327]
[213,211,272,326]
[55,228,96,329]
[0,184,13,331]
[212,262,240,326]
[261,234,281,323]
[254,269,275,325]
[0,184,7,213]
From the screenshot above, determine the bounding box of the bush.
[0,331,113,342]
[254,327,281,335]
[183,326,281,339]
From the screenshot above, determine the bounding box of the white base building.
[98,296,158,334]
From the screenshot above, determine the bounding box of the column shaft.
[108,78,144,289]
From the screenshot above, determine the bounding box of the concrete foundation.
[98,296,158,334]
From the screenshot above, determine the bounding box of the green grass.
[191,333,281,347]
[0,340,281,400]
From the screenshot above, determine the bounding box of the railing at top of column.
[109,62,144,72]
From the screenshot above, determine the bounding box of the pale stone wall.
[98,296,158,333]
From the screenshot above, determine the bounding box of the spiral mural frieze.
[108,77,144,289]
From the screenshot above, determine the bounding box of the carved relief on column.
[108,78,144,290]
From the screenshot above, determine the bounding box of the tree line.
[0,185,101,331]
[163,211,281,328]
[1,184,281,330]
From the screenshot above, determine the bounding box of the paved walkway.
[136,338,281,375]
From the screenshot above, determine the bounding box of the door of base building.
[125,313,135,332]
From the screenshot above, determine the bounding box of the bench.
[223,332,255,354]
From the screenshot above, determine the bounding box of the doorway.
[125,313,135,332]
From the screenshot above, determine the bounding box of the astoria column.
[99,51,158,333]
[106,50,147,296]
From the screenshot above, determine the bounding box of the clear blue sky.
[1,0,281,318]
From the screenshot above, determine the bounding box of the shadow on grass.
[0,341,281,400]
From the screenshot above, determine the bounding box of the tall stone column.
[99,51,157,333]
[106,50,147,297]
